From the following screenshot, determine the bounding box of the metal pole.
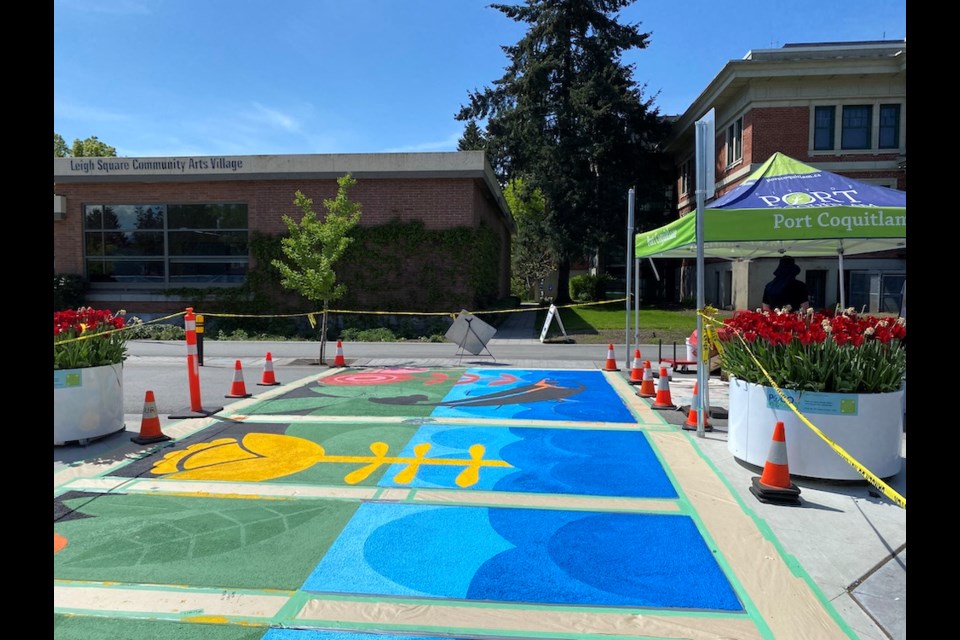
[625,188,635,361]
[634,257,640,344]
[695,124,707,438]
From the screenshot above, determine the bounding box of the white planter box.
[727,376,904,481]
[54,363,125,446]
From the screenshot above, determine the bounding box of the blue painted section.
[379,425,677,498]
[301,503,742,611]
[431,369,636,423]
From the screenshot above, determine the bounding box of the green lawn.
[537,302,728,345]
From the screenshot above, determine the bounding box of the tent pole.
[838,245,846,310]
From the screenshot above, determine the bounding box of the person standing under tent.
[762,256,810,312]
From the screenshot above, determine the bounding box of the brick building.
[53,151,515,316]
[663,40,906,312]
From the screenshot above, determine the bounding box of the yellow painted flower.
[151,434,325,481]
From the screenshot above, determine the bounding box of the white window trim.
[725,116,743,168]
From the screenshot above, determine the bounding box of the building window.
[879,104,901,149]
[813,106,835,150]
[805,269,827,309]
[840,105,872,150]
[812,102,903,152]
[726,117,743,166]
[84,203,248,285]
[680,156,693,195]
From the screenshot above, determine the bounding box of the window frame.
[840,104,873,150]
[813,106,836,151]
[83,202,250,288]
[725,116,743,167]
[809,100,904,154]
[879,103,901,149]
[679,156,694,196]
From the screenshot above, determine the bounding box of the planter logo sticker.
[766,390,859,416]
[54,370,83,389]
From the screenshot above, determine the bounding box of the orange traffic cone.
[682,382,712,431]
[637,361,656,398]
[749,421,802,505]
[332,340,346,367]
[131,390,171,444]
[628,349,643,384]
[650,367,675,410]
[225,360,252,398]
[602,344,619,371]
[257,352,280,386]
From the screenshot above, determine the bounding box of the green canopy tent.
[635,151,905,262]
[635,151,905,307]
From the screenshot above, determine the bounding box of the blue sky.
[54,0,907,158]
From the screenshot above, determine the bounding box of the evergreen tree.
[457,120,487,151]
[456,0,671,304]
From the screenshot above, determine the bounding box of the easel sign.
[446,309,497,362]
[539,304,567,343]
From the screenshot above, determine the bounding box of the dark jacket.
[763,277,809,310]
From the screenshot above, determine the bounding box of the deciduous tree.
[272,174,362,363]
[54,133,118,157]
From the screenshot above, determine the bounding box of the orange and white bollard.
[169,307,223,419]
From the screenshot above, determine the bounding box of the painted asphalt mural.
[55,367,854,639]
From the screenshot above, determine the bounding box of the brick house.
[53,151,515,317]
[662,40,906,312]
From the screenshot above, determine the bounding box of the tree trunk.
[318,303,328,365]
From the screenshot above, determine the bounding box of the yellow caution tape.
[190,298,630,321]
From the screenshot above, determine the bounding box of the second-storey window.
[879,104,901,149]
[814,106,835,150]
[726,117,743,166]
[680,156,693,195]
[840,105,872,150]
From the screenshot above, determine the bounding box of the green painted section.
[53,614,266,640]
[282,422,418,485]
[54,494,359,590]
